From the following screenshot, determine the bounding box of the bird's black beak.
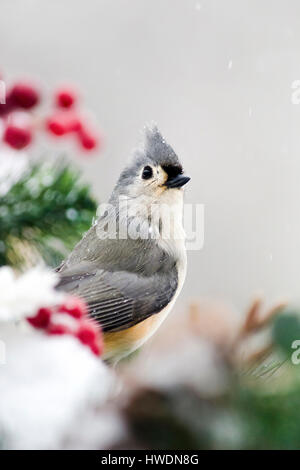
[165,174,191,188]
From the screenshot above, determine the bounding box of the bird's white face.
[126,163,190,205]
[116,162,190,255]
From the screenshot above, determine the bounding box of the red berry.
[46,117,66,136]
[65,116,82,133]
[4,125,32,149]
[90,340,103,356]
[76,320,103,356]
[47,324,72,335]
[76,321,97,344]
[27,307,51,329]
[78,129,98,150]
[58,296,87,318]
[10,83,40,109]
[56,89,76,109]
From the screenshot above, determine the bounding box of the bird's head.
[110,124,190,205]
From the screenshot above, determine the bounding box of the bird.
[56,124,190,364]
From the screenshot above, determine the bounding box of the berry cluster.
[27,296,103,356]
[1,83,39,149]
[46,88,99,151]
[0,78,101,153]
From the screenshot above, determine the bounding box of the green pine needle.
[0,160,97,268]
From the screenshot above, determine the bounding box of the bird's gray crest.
[142,123,181,168]
[112,124,181,197]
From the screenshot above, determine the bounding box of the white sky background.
[1,0,300,312]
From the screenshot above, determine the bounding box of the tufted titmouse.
[56,125,190,363]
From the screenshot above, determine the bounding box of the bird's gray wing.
[56,263,178,332]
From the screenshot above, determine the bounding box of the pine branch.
[0,160,97,268]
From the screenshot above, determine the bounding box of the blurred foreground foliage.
[125,372,300,450]
[0,161,97,268]
[122,308,300,450]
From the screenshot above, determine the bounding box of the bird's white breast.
[103,188,187,363]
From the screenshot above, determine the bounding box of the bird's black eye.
[142,166,153,179]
